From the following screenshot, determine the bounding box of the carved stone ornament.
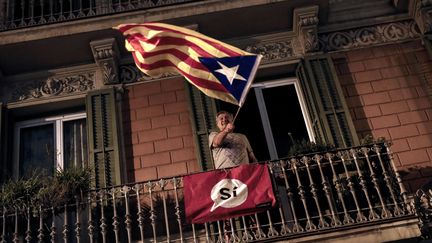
[90,38,120,85]
[245,39,300,63]
[319,20,421,52]
[120,65,178,83]
[102,61,117,84]
[241,19,420,64]
[411,0,432,34]
[10,73,95,102]
[294,6,319,55]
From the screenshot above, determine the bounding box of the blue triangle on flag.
[199,55,258,102]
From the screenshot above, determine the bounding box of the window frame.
[13,112,86,178]
[251,77,315,160]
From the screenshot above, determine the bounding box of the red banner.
[183,163,276,224]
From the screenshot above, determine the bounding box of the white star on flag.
[215,61,247,85]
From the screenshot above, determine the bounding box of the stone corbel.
[90,38,120,85]
[293,5,319,55]
[411,0,432,34]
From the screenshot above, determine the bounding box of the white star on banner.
[215,61,247,85]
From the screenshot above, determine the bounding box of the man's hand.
[223,123,235,133]
[212,123,234,148]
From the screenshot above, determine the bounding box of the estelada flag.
[183,163,276,224]
[114,22,262,106]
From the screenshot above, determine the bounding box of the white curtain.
[63,118,88,168]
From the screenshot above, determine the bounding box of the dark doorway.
[219,78,312,161]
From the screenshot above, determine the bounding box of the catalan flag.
[115,22,262,106]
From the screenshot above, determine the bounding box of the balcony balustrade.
[0,143,421,242]
[0,0,198,31]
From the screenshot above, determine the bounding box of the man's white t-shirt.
[209,132,253,169]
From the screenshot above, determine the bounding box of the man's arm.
[211,123,234,148]
[248,151,258,163]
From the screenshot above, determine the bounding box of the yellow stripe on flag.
[121,25,248,57]
[133,51,221,84]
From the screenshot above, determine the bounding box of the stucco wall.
[122,77,199,182]
[334,40,432,192]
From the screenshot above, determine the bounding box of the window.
[13,112,87,178]
[220,78,314,161]
[0,88,121,187]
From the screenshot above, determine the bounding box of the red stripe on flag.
[131,52,228,92]
[127,33,229,58]
[119,24,242,57]
[127,37,212,72]
[142,24,242,56]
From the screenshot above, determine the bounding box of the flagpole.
[232,54,262,124]
[232,106,242,124]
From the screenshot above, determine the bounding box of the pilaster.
[293,6,320,56]
[411,0,432,34]
[90,38,120,85]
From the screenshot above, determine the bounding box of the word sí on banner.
[183,163,276,224]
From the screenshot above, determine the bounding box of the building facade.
[0,0,432,242]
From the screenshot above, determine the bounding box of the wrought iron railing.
[0,0,198,31]
[0,143,417,242]
[415,187,432,239]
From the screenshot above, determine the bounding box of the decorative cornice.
[90,38,120,85]
[120,65,178,83]
[242,20,421,64]
[8,73,94,102]
[410,0,432,34]
[243,5,320,61]
[319,20,421,52]
[245,38,300,63]
[294,5,320,55]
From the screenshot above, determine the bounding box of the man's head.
[216,111,233,131]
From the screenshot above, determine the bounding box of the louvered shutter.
[424,35,432,58]
[296,56,359,148]
[185,82,217,171]
[86,88,121,188]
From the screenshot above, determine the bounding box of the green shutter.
[424,35,432,58]
[86,88,121,188]
[185,82,217,171]
[296,56,359,148]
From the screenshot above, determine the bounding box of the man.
[209,111,257,169]
[209,111,259,241]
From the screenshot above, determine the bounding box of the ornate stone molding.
[90,38,120,85]
[9,73,94,102]
[294,5,319,55]
[319,20,421,52]
[120,65,178,83]
[245,38,300,63]
[410,0,432,34]
[243,6,319,62]
[242,19,420,64]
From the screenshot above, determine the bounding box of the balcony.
[0,0,199,32]
[0,143,425,242]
